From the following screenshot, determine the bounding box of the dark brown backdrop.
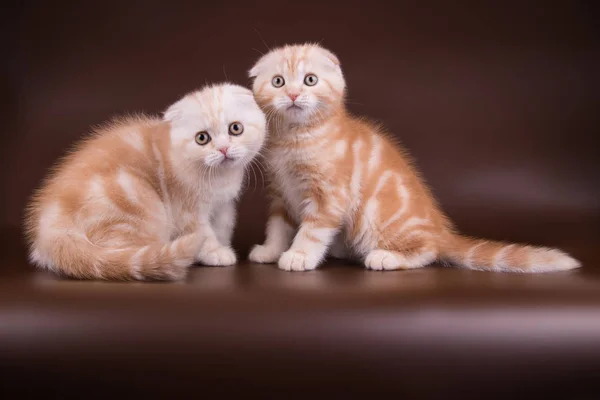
[2,1,599,256]
[2,2,600,398]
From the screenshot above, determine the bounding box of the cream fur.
[25,83,267,281]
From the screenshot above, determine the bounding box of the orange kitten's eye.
[272,76,285,88]
[195,131,211,145]
[228,122,244,136]
[304,74,318,86]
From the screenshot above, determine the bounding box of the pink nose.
[288,93,299,102]
[218,147,229,156]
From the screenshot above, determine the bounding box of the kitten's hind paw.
[248,244,282,264]
[197,246,237,266]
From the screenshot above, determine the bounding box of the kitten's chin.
[203,158,239,170]
[281,107,310,123]
[216,158,238,168]
[221,157,250,169]
[281,105,327,125]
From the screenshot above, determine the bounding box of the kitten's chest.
[269,146,326,222]
[170,171,242,230]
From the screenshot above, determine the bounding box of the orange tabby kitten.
[25,83,266,280]
[248,43,580,273]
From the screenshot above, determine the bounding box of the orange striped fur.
[248,44,580,273]
[25,83,266,280]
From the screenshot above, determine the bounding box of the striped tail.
[440,235,581,273]
[30,232,202,281]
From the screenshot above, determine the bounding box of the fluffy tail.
[30,232,201,281]
[439,235,581,273]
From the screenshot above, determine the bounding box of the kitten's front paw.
[248,244,282,264]
[278,250,318,272]
[365,249,403,270]
[198,246,237,266]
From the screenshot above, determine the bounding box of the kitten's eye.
[304,74,318,86]
[228,122,244,136]
[272,76,285,88]
[195,131,211,145]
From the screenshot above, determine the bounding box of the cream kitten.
[25,83,267,280]
[248,43,580,273]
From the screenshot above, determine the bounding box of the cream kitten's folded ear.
[163,97,187,122]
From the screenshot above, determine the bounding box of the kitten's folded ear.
[248,58,265,78]
[321,48,340,67]
[249,51,276,78]
[317,47,341,71]
[163,99,184,122]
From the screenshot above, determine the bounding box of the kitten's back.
[24,116,200,281]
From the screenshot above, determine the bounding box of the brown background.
[3,1,599,254]
[1,1,600,398]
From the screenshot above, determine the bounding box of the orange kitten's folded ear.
[316,47,341,71]
[249,58,265,78]
[320,48,340,67]
[249,50,275,78]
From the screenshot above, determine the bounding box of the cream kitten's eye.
[195,131,211,145]
[229,122,244,136]
[272,76,285,88]
[304,74,318,86]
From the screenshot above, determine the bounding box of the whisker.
[254,28,271,52]
[249,158,258,193]
[222,65,229,81]
[251,158,266,189]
